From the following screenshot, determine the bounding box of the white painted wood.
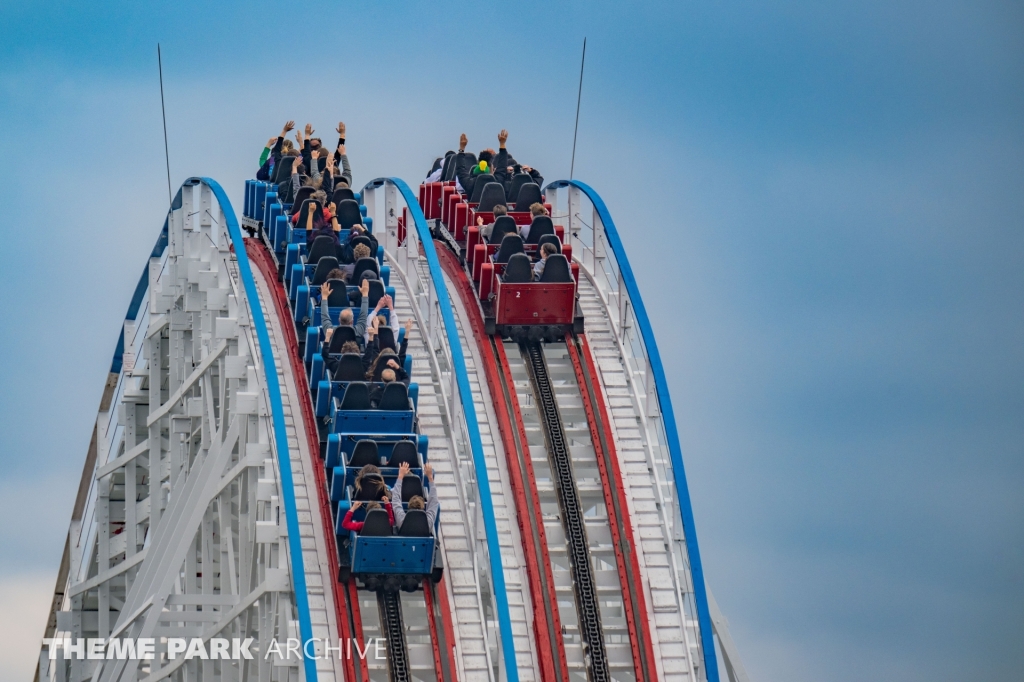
[43,183,307,682]
[577,271,697,682]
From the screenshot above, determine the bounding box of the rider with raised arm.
[299,123,327,175]
[257,120,296,180]
[332,121,353,188]
[390,463,439,534]
[492,129,543,194]
[454,133,497,197]
[320,278,374,349]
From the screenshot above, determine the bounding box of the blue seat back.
[351,537,434,575]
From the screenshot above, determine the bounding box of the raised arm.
[310,148,322,184]
[301,123,315,169]
[423,464,439,531]
[384,294,399,334]
[272,121,294,162]
[391,463,409,529]
[454,133,473,192]
[335,141,352,186]
[260,136,276,166]
[290,158,301,197]
[334,121,346,152]
[354,279,371,339]
[493,130,510,182]
[328,202,341,232]
[323,154,336,194]
[319,283,336,334]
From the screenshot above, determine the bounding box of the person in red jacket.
[340,499,394,533]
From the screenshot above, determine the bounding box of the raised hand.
[294,130,303,145]
[459,133,467,151]
[476,216,484,226]
[397,462,410,480]
[498,129,508,146]
[360,278,370,297]
[337,144,346,156]
[282,120,295,134]
[424,463,434,481]
[320,282,333,299]
[328,202,337,215]
[267,137,277,148]
[304,123,313,137]
[336,121,346,136]
[351,500,362,510]
[404,318,413,334]
[311,148,320,160]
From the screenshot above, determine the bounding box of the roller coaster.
[34,143,749,682]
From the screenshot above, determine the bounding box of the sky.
[0,1,1021,680]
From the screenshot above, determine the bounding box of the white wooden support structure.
[38,180,323,682]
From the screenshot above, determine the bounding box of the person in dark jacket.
[298,123,328,175]
[257,121,296,180]
[369,367,410,407]
[491,129,543,193]
[453,133,499,197]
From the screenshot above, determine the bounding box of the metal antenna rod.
[158,44,172,206]
[570,37,587,179]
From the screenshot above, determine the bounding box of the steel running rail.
[545,179,721,682]
[204,177,321,682]
[361,177,521,682]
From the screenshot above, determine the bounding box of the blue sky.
[0,1,1021,680]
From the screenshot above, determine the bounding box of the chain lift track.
[379,591,412,682]
[522,341,610,682]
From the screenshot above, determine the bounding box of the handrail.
[361,176,520,682]
[545,179,721,682]
[110,220,168,375]
[202,177,319,682]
